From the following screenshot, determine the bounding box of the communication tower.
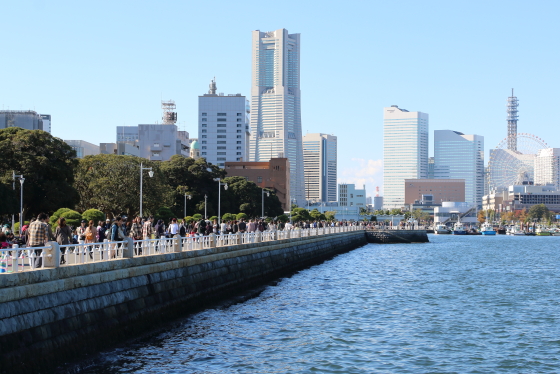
[162,100,177,125]
[506,89,519,151]
[375,186,380,197]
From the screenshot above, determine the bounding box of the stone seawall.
[366,230,429,244]
[0,231,367,374]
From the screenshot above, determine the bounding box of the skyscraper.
[535,148,560,190]
[249,28,304,205]
[302,133,337,203]
[383,105,429,209]
[434,130,484,208]
[199,79,250,167]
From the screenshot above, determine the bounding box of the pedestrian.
[198,217,207,236]
[27,213,50,268]
[77,220,87,242]
[55,217,72,264]
[84,220,96,259]
[142,216,153,239]
[238,218,247,233]
[154,219,165,238]
[109,217,124,258]
[167,218,179,237]
[130,216,142,240]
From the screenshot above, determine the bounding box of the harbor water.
[70,235,560,373]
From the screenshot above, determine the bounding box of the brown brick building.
[225,158,290,211]
[404,179,465,204]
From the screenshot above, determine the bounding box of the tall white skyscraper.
[199,79,250,167]
[535,148,560,190]
[383,105,429,209]
[302,133,337,203]
[249,28,304,205]
[434,130,484,208]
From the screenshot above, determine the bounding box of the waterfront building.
[383,105,429,209]
[199,79,250,167]
[249,28,305,206]
[224,158,290,211]
[302,133,337,203]
[483,184,560,213]
[434,130,484,208]
[338,184,366,210]
[64,140,100,158]
[534,148,560,191]
[0,110,50,133]
[404,179,465,205]
[433,202,477,225]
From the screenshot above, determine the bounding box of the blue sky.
[2,0,559,197]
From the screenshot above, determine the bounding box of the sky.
[2,0,560,197]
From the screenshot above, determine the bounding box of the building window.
[217,118,227,122]
[218,130,226,133]
[236,135,241,138]
[217,113,227,116]
[257,176,262,183]
[202,118,207,122]
[237,141,241,144]
[202,124,207,128]
[217,135,226,138]
[218,141,226,144]
[152,152,160,157]
[237,124,242,127]
[237,119,242,122]
[202,141,207,144]
[217,146,226,150]
[217,152,226,155]
[201,129,207,133]
[202,113,207,116]
[201,152,207,155]
[201,135,207,138]
[202,146,207,149]
[236,146,241,149]
[217,124,226,127]
[153,143,160,147]
[237,113,242,116]
[237,152,241,155]
[217,157,226,161]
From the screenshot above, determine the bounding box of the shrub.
[192,214,202,221]
[14,221,30,234]
[209,216,218,222]
[82,209,105,224]
[236,213,248,221]
[222,213,236,222]
[60,210,82,229]
[276,214,289,223]
[50,208,73,227]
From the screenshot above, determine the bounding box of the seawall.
[0,231,367,374]
[366,229,429,244]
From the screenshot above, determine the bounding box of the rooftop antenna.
[208,77,217,95]
[507,88,519,151]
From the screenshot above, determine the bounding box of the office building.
[434,130,484,208]
[338,184,366,209]
[404,179,465,204]
[534,148,560,191]
[383,105,429,209]
[249,28,305,206]
[64,140,100,158]
[483,184,560,213]
[198,79,250,167]
[224,158,290,211]
[0,110,50,132]
[302,133,337,203]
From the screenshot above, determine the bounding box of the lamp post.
[204,194,208,219]
[140,162,154,218]
[13,172,24,235]
[183,191,192,219]
[213,178,228,224]
[262,189,270,218]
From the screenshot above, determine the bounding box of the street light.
[13,172,24,236]
[262,189,270,218]
[183,191,192,219]
[204,194,208,219]
[213,178,228,224]
[140,162,154,218]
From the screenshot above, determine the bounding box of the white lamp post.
[262,189,270,218]
[213,178,228,224]
[204,194,208,219]
[184,192,192,219]
[13,172,24,235]
[140,162,154,218]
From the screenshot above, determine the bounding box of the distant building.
[373,196,383,210]
[483,184,560,213]
[224,158,290,211]
[249,28,305,206]
[302,133,337,203]
[383,105,428,209]
[534,148,560,191]
[0,110,50,133]
[100,142,140,157]
[338,184,366,209]
[198,79,250,167]
[64,140,100,158]
[427,157,435,179]
[190,140,201,159]
[434,130,484,208]
[434,202,477,225]
[115,124,189,161]
[404,179,465,205]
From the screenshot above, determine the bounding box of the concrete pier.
[366,229,429,244]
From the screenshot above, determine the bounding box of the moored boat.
[435,224,451,234]
[452,221,467,235]
[480,222,496,235]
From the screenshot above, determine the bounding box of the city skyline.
[2,1,560,197]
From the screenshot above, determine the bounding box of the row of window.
[201,135,243,139]
[201,146,242,150]
[201,152,243,156]
[201,122,243,126]
[201,141,243,145]
[201,113,243,116]
[201,129,243,133]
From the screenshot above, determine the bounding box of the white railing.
[0,225,364,273]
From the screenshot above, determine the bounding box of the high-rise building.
[302,133,337,203]
[249,28,304,205]
[535,148,560,190]
[434,130,484,208]
[0,110,50,132]
[198,79,250,167]
[383,105,429,209]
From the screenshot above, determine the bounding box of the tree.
[528,204,550,221]
[325,211,336,222]
[291,208,311,222]
[60,209,82,228]
[50,208,73,227]
[73,154,171,217]
[0,128,78,218]
[309,209,326,221]
[219,177,283,218]
[82,209,105,224]
[222,213,236,222]
[477,210,486,224]
[276,214,289,223]
[236,213,248,221]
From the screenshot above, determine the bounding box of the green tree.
[389,208,403,215]
[325,210,336,222]
[82,209,105,224]
[276,214,289,223]
[291,207,311,222]
[236,212,248,221]
[209,216,218,222]
[60,209,82,228]
[0,128,78,218]
[73,154,170,217]
[50,208,73,227]
[528,204,550,221]
[219,177,283,218]
[154,207,175,223]
[309,209,326,221]
[222,213,236,222]
[193,213,203,221]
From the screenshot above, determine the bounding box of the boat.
[452,221,467,235]
[507,225,525,236]
[550,228,560,236]
[434,224,451,234]
[480,222,496,235]
[536,226,551,236]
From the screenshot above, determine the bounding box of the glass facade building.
[434,130,484,208]
[302,133,337,203]
[534,148,560,191]
[383,105,429,209]
[249,28,304,205]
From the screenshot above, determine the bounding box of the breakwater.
[0,230,366,374]
[366,229,429,243]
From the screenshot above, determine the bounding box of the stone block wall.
[0,231,367,374]
[366,229,429,244]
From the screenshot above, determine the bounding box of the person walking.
[167,218,179,237]
[109,217,124,258]
[55,217,73,264]
[77,220,87,243]
[84,220,96,259]
[27,213,50,268]
[142,216,153,239]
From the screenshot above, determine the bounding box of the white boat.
[480,222,496,235]
[536,226,551,236]
[508,225,525,236]
[452,221,467,235]
[435,224,451,234]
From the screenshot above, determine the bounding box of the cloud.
[338,158,383,196]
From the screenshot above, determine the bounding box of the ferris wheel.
[488,133,548,191]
